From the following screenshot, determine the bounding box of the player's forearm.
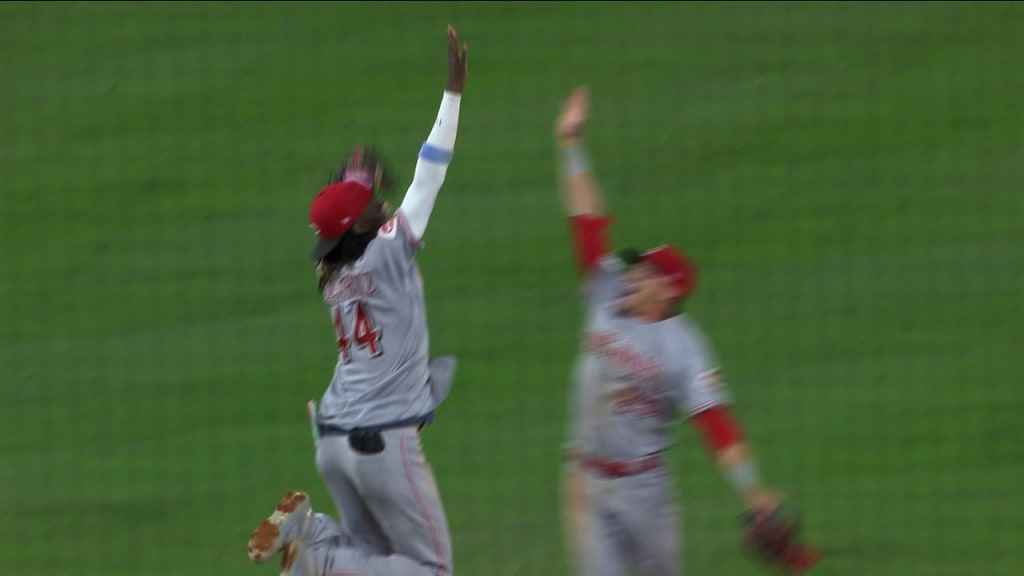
[714,443,771,508]
[400,90,462,240]
[692,406,771,508]
[559,141,605,216]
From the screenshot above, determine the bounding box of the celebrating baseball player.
[246,25,467,576]
[555,85,820,575]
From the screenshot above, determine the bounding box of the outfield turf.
[2,2,1022,575]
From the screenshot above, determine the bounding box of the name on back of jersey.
[324,271,378,303]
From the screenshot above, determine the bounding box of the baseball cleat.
[247,490,312,565]
[279,538,313,576]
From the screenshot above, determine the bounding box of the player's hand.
[747,487,786,516]
[740,490,820,573]
[446,24,468,94]
[556,85,589,147]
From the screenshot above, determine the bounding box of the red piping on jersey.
[568,215,614,275]
[401,436,448,572]
[691,406,745,453]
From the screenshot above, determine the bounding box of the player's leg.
[562,464,630,576]
[302,529,429,576]
[247,490,314,564]
[623,468,680,576]
[316,435,392,555]
[246,490,359,575]
[251,490,445,576]
[354,427,453,575]
[561,463,587,574]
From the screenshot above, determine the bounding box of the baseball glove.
[740,506,821,574]
[328,146,399,200]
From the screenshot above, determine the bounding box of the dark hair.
[316,200,390,293]
[617,247,643,267]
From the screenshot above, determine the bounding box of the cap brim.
[311,236,343,261]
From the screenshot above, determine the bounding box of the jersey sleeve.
[672,329,732,417]
[397,91,461,243]
[376,209,422,262]
[568,215,614,277]
[582,254,627,309]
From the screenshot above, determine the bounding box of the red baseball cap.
[640,245,698,301]
[309,180,374,261]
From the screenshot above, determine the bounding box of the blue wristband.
[419,142,453,164]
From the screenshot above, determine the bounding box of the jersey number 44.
[333,301,383,363]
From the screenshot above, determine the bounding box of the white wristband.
[563,145,591,176]
[727,459,762,495]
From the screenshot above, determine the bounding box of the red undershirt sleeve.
[568,214,614,276]
[690,405,746,453]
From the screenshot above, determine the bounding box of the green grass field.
[2,2,1022,575]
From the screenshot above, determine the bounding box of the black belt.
[318,411,435,438]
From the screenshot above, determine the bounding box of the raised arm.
[398,25,468,242]
[555,85,613,276]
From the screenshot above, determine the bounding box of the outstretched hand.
[740,498,821,574]
[556,85,590,146]
[748,486,786,513]
[447,25,468,94]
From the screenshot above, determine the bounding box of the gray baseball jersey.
[567,254,732,462]
[316,209,441,431]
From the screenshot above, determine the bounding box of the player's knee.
[435,548,453,576]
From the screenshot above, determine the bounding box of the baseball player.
[246,25,467,576]
[555,85,818,575]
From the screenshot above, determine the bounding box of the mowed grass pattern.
[1,2,1022,575]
